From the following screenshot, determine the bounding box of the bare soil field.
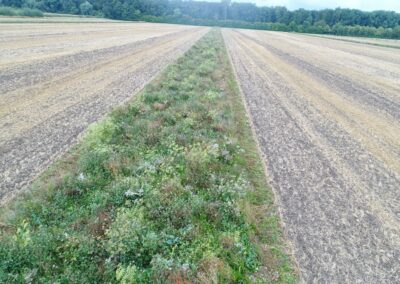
[312,34,400,48]
[0,22,208,203]
[223,29,400,282]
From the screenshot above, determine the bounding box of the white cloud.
[234,0,400,12]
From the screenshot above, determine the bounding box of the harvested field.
[223,29,400,282]
[0,22,208,203]
[313,34,400,48]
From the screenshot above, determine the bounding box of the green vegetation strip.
[0,30,297,283]
[0,6,43,17]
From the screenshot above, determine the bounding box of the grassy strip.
[0,30,297,283]
[0,6,43,17]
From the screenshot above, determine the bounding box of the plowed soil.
[223,29,400,283]
[0,22,208,203]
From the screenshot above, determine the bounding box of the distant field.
[311,34,400,48]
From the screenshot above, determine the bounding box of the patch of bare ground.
[223,29,400,283]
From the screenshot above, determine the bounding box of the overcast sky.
[214,0,400,12]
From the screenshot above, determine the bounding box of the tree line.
[2,0,400,39]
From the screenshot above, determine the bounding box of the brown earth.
[223,29,400,283]
[0,22,209,203]
[312,34,400,48]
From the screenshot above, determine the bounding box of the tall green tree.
[80,1,93,15]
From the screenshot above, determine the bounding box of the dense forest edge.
[1,1,400,38]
